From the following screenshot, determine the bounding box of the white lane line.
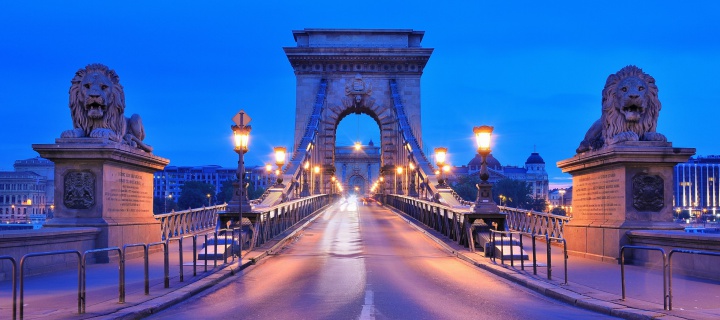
[359,289,375,320]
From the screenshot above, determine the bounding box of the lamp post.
[559,188,566,209]
[396,166,404,194]
[408,161,418,197]
[265,164,273,188]
[206,193,211,206]
[301,160,311,197]
[274,147,286,187]
[434,147,448,188]
[313,166,321,195]
[230,114,252,222]
[473,126,501,218]
[331,176,336,194]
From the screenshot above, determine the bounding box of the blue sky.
[1,1,719,188]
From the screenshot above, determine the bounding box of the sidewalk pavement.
[1,202,719,320]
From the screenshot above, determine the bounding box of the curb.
[381,203,690,320]
[97,203,335,319]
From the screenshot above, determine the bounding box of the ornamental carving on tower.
[342,73,375,110]
[632,173,664,212]
[64,171,96,209]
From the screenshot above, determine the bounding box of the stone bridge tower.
[284,29,433,184]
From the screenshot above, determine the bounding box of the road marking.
[360,289,375,320]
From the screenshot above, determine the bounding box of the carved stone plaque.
[64,171,95,209]
[632,173,664,212]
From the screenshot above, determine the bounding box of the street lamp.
[265,164,273,187]
[408,161,418,197]
[434,147,448,188]
[274,147,286,187]
[230,117,252,221]
[559,189,566,208]
[206,193,211,206]
[473,125,500,217]
[313,165,321,195]
[331,175,336,194]
[301,160,311,197]
[396,166,404,194]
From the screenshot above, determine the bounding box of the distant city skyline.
[2,1,719,189]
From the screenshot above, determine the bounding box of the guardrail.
[0,256,17,319]
[156,204,227,240]
[667,248,720,310]
[502,206,569,239]
[81,248,123,313]
[489,230,525,269]
[531,234,567,284]
[620,245,668,310]
[20,250,82,318]
[244,194,335,249]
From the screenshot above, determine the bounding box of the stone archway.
[285,29,433,192]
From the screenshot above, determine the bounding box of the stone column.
[33,138,169,250]
[557,141,694,262]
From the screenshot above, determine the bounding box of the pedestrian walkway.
[1,200,719,319]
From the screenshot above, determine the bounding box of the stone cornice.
[33,138,170,172]
[557,142,696,174]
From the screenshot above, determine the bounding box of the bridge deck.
[1,199,719,319]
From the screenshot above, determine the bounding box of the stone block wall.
[627,230,720,280]
[0,228,99,279]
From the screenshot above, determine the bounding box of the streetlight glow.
[232,125,251,152]
[434,147,447,166]
[473,125,494,152]
[274,147,286,167]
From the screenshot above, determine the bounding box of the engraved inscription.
[632,174,664,212]
[573,171,624,216]
[105,171,153,215]
[64,171,95,209]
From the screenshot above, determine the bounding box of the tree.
[551,207,567,216]
[217,180,234,204]
[177,181,216,210]
[492,178,533,209]
[450,174,481,202]
[531,198,548,212]
[153,196,178,214]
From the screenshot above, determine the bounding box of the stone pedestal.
[33,138,170,251]
[557,141,694,262]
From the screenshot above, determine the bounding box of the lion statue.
[60,63,152,152]
[576,65,666,154]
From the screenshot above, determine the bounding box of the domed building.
[460,151,549,201]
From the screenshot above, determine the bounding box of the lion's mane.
[68,63,126,141]
[576,65,665,153]
[601,65,661,143]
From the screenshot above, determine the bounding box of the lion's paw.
[609,131,639,145]
[90,128,120,141]
[61,128,85,138]
[642,132,667,142]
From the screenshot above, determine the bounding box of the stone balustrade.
[155,204,227,240]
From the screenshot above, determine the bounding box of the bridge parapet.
[155,204,227,240]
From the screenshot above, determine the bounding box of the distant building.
[153,165,273,204]
[0,157,55,224]
[674,155,720,218]
[452,152,550,201]
[334,140,382,195]
[548,187,572,213]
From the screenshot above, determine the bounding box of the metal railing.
[489,230,525,269]
[81,248,123,313]
[0,256,17,319]
[668,248,720,310]
[531,234,568,284]
[502,206,570,239]
[619,245,668,310]
[20,250,82,318]
[156,204,227,240]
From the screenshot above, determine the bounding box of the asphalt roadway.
[2,197,719,319]
[148,197,615,320]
